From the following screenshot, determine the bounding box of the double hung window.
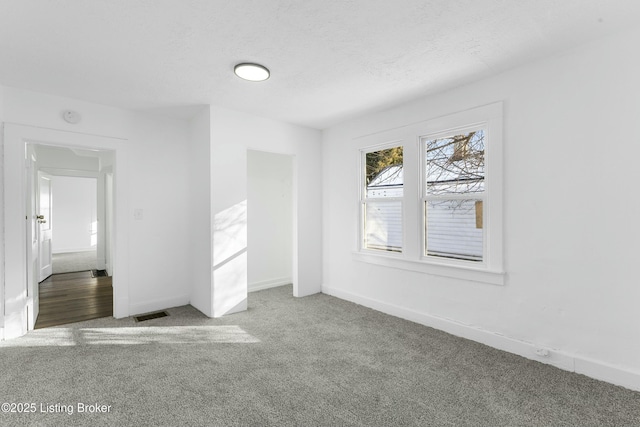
[422,128,486,262]
[355,102,503,284]
[361,145,404,253]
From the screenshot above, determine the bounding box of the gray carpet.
[52,250,97,274]
[1,285,639,427]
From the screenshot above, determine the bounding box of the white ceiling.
[0,1,638,129]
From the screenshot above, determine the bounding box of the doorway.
[247,150,294,294]
[2,123,129,339]
[29,144,114,329]
[50,175,98,274]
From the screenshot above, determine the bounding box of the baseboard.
[249,277,292,293]
[573,357,640,392]
[129,294,190,317]
[53,248,96,254]
[322,285,640,392]
[113,297,129,319]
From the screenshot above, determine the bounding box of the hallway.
[35,271,113,329]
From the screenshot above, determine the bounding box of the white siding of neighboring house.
[365,199,402,251]
[366,165,483,259]
[426,199,483,260]
[365,165,403,251]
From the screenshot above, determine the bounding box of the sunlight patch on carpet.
[0,325,260,347]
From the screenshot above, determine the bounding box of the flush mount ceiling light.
[234,63,270,82]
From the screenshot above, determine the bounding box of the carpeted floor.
[1,285,639,427]
[52,250,97,274]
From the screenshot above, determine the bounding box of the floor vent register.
[134,311,169,322]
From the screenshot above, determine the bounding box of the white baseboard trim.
[129,294,190,317]
[249,277,292,293]
[113,297,129,319]
[322,285,640,392]
[53,248,96,254]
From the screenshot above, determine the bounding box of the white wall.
[122,112,192,315]
[247,150,293,291]
[50,176,97,253]
[210,106,322,317]
[1,86,193,318]
[188,106,212,316]
[36,145,99,172]
[322,26,640,391]
[0,86,5,333]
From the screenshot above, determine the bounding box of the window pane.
[425,130,484,195]
[425,199,483,261]
[364,200,402,252]
[366,146,403,197]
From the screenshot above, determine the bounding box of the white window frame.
[353,102,504,285]
[359,140,405,255]
[421,124,488,267]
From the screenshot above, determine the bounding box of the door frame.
[37,171,53,283]
[2,123,131,339]
[246,149,297,295]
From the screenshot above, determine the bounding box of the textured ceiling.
[0,0,638,129]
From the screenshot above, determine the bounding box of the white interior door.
[38,172,53,282]
[26,146,39,329]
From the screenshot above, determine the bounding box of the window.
[423,128,486,262]
[361,145,403,252]
[354,102,503,284]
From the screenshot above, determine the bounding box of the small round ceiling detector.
[63,110,81,124]
[234,63,270,82]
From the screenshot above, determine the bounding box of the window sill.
[352,251,505,286]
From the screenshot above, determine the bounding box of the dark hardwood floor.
[34,271,113,329]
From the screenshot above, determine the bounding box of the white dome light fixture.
[234,63,270,82]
